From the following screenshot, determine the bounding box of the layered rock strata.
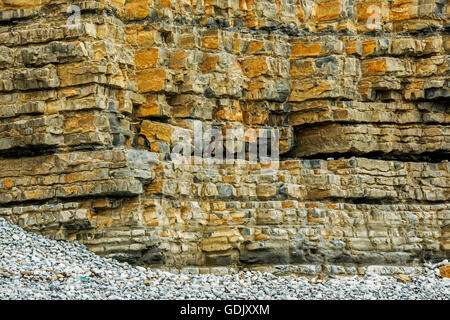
[0,0,448,272]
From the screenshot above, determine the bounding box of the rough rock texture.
[0,218,448,300]
[0,0,448,272]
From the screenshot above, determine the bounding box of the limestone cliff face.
[0,0,448,273]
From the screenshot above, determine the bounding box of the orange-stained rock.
[361,58,387,75]
[63,113,96,134]
[291,42,322,58]
[200,54,218,72]
[3,178,13,189]
[201,31,219,50]
[135,48,159,70]
[137,68,166,92]
[297,4,305,21]
[216,106,243,122]
[315,0,343,23]
[356,1,384,22]
[135,95,164,118]
[140,120,174,143]
[362,39,377,56]
[241,56,268,78]
[246,41,264,55]
[156,0,171,8]
[439,265,450,278]
[0,0,50,9]
[123,0,151,20]
[390,0,419,22]
[138,30,158,47]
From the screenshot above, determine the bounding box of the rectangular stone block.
[295,123,449,157]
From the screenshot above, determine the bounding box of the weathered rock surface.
[0,0,448,271]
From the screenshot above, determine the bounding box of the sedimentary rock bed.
[0,0,448,272]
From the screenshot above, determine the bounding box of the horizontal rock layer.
[1,195,448,267]
[295,123,449,157]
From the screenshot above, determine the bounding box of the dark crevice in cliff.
[0,194,446,210]
[324,197,447,206]
[119,193,448,206]
[292,121,450,129]
[0,194,139,209]
[0,144,116,160]
[282,151,450,163]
